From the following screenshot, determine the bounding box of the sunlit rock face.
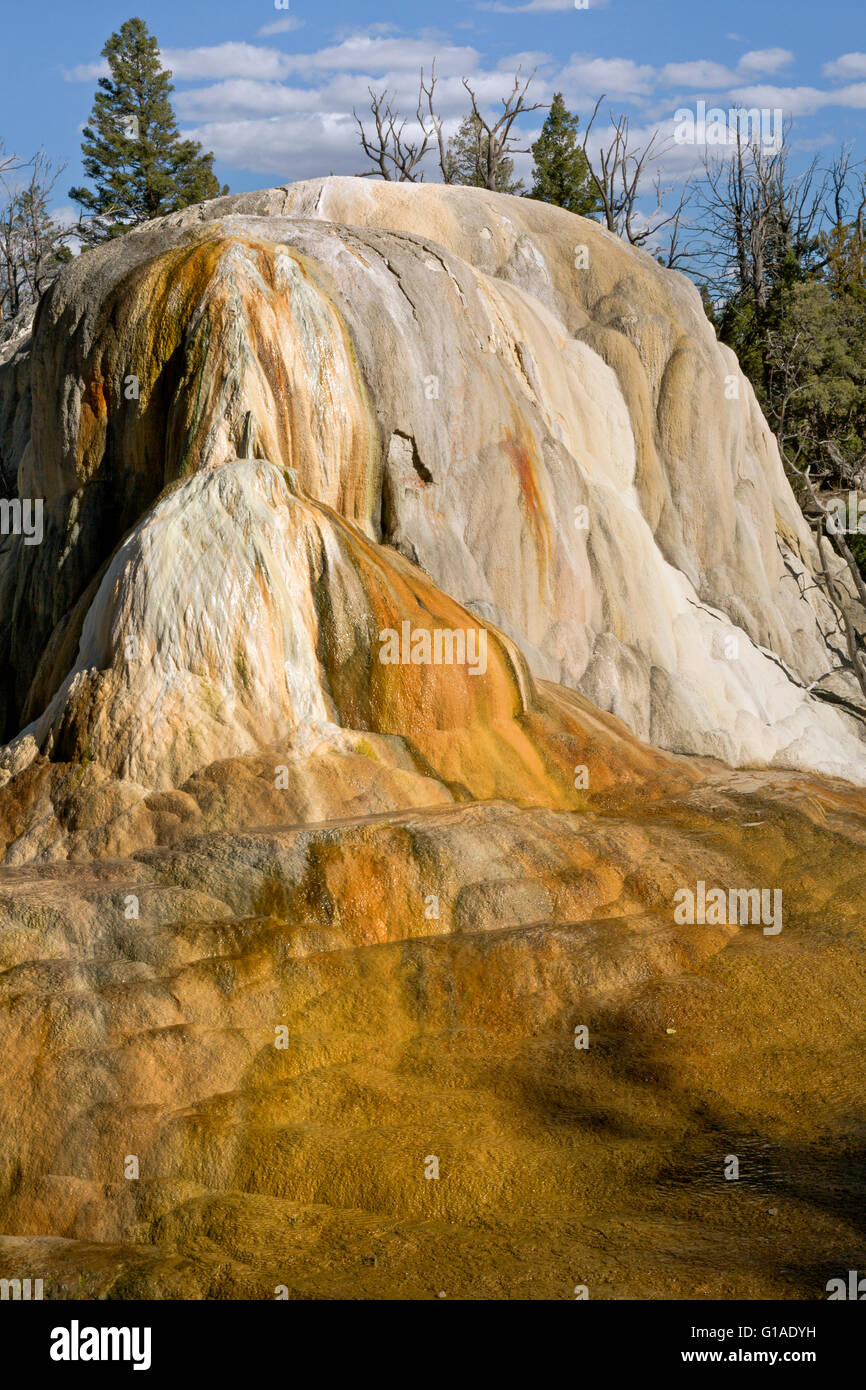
[1,182,866,1301]
[13,454,642,802]
[0,178,863,787]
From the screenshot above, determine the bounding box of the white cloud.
[561,55,655,97]
[257,17,304,37]
[279,35,479,76]
[479,0,607,11]
[831,82,866,107]
[173,58,551,131]
[66,43,296,82]
[64,60,109,81]
[737,48,794,76]
[46,203,80,228]
[823,52,866,80]
[728,84,825,115]
[159,43,292,80]
[729,82,866,115]
[184,114,369,179]
[175,80,317,121]
[660,61,735,89]
[494,50,551,72]
[657,52,793,92]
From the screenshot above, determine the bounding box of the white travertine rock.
[0,177,864,784]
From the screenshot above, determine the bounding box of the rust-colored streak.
[501,427,551,564]
[78,375,108,475]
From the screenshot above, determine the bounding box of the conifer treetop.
[70,16,227,241]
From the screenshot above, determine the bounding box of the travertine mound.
[0,178,864,792]
[0,447,683,857]
[1,181,865,1301]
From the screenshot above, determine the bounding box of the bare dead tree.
[826,142,866,237]
[353,76,434,182]
[0,150,72,321]
[829,142,854,231]
[648,170,695,269]
[419,62,452,184]
[0,141,24,317]
[460,66,545,192]
[698,126,827,305]
[579,96,693,264]
[581,96,660,234]
[772,144,826,270]
[0,143,21,180]
[354,62,545,191]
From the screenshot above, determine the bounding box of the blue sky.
[2,0,865,213]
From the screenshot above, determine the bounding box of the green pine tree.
[445,115,524,195]
[527,93,600,217]
[69,17,227,242]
